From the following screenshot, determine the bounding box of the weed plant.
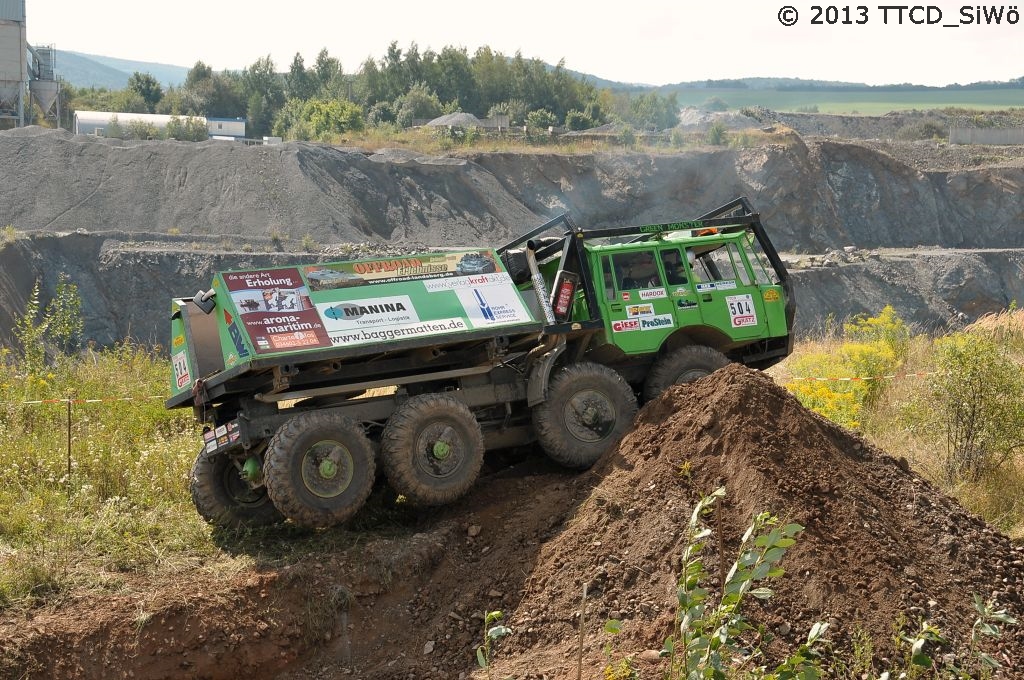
[0,342,207,609]
[778,305,1024,538]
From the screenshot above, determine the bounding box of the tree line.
[59,42,681,141]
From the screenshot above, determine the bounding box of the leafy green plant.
[705,121,727,146]
[602,619,639,680]
[844,305,911,362]
[301,233,319,252]
[617,125,636,148]
[475,609,511,679]
[663,486,827,679]
[929,332,1024,483]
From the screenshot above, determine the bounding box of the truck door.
[657,246,702,330]
[599,249,677,354]
[690,241,769,341]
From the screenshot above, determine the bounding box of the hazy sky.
[26,0,1023,86]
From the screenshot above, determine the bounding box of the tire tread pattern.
[189,448,283,529]
[532,362,638,469]
[643,345,731,402]
[380,394,485,506]
[264,411,376,528]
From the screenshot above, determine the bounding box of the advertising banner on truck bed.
[213,250,537,357]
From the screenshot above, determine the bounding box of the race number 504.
[726,294,758,328]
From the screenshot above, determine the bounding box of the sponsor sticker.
[763,288,781,302]
[172,352,191,389]
[318,295,420,331]
[267,331,324,349]
[454,287,531,327]
[423,272,512,292]
[639,314,675,331]
[172,335,184,348]
[626,303,655,318]
[223,310,251,359]
[638,288,667,300]
[621,292,631,301]
[327,317,469,347]
[612,319,641,332]
[726,294,758,327]
[695,280,738,292]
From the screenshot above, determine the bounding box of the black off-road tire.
[190,448,283,529]
[380,394,485,506]
[532,362,638,469]
[642,345,731,402]
[264,411,376,528]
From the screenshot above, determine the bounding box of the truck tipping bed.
[167,249,544,409]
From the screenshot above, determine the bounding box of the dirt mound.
[2,366,1021,679]
[484,364,1024,677]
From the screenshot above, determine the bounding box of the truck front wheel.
[533,362,638,469]
[380,394,485,505]
[643,345,730,402]
[190,449,283,529]
[264,412,376,528]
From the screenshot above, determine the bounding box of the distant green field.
[668,88,1024,114]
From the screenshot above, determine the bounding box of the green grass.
[0,343,212,608]
[3,306,1024,613]
[775,307,1024,540]
[666,87,1024,114]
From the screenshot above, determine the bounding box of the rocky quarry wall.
[1,126,1023,346]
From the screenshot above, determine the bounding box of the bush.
[617,125,636,148]
[564,109,594,131]
[525,108,557,131]
[705,120,727,146]
[896,121,947,141]
[929,332,1024,483]
[701,96,728,111]
[844,304,911,362]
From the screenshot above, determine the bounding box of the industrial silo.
[0,0,27,127]
[28,44,58,121]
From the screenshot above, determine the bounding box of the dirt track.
[3,366,1020,679]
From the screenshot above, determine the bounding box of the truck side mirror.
[193,289,216,314]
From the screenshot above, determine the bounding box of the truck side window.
[728,243,753,285]
[661,248,688,285]
[601,256,615,300]
[613,251,661,289]
[704,244,751,284]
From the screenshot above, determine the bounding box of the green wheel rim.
[561,388,616,443]
[301,440,355,498]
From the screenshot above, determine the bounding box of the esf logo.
[612,319,640,332]
[223,311,250,358]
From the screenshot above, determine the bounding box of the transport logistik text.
[776,5,1020,26]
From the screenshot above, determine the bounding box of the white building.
[73,110,246,139]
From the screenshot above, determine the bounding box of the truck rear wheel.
[190,449,283,529]
[380,394,485,505]
[264,412,376,528]
[532,362,638,469]
[643,345,731,402]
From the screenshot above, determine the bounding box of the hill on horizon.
[56,51,189,89]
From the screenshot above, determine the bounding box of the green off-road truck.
[166,197,794,528]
